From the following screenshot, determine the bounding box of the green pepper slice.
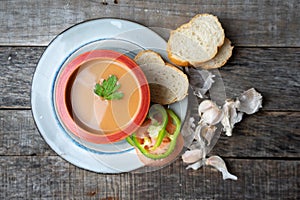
[130,108,181,160]
[147,104,169,150]
[125,136,135,146]
[125,104,168,150]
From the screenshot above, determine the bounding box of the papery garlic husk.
[221,99,244,136]
[186,68,215,98]
[237,88,262,114]
[201,125,217,145]
[196,70,215,98]
[187,124,208,152]
[195,122,217,145]
[181,117,197,148]
[188,132,206,151]
[205,156,238,180]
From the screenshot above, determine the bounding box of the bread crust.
[167,50,189,67]
[134,50,189,105]
[192,38,234,69]
[167,13,225,66]
[135,50,165,65]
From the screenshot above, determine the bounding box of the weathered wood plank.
[0,0,299,46]
[0,46,43,109]
[220,46,300,111]
[210,111,300,158]
[1,110,299,158]
[0,156,299,199]
[1,46,299,110]
[0,110,55,156]
[1,1,299,199]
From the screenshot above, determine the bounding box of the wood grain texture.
[210,111,300,158]
[220,47,300,111]
[0,110,54,156]
[1,110,299,158]
[0,0,299,46]
[0,46,43,109]
[0,156,299,199]
[1,47,299,110]
[1,1,300,199]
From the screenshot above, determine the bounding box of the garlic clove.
[198,100,215,115]
[201,107,224,125]
[186,160,205,170]
[198,100,224,125]
[182,149,204,164]
[237,88,263,115]
[205,156,238,180]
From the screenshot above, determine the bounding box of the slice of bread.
[192,38,233,69]
[134,50,189,105]
[167,13,225,66]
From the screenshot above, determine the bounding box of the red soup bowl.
[54,50,150,144]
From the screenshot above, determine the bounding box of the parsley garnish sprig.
[94,75,124,100]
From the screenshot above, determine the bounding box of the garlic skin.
[187,68,215,98]
[184,155,238,181]
[196,122,217,145]
[196,70,215,98]
[182,85,262,180]
[221,99,243,136]
[181,117,197,148]
[237,88,262,114]
[198,100,224,125]
[205,156,238,180]
[221,88,262,136]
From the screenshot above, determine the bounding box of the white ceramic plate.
[31,18,188,173]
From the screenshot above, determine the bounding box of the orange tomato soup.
[67,58,141,134]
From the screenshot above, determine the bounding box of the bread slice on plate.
[167,13,225,66]
[192,38,234,69]
[134,50,189,105]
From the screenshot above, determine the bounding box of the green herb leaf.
[94,75,124,100]
[106,91,124,100]
[94,83,104,97]
[106,75,117,92]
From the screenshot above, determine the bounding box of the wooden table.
[1,1,299,199]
